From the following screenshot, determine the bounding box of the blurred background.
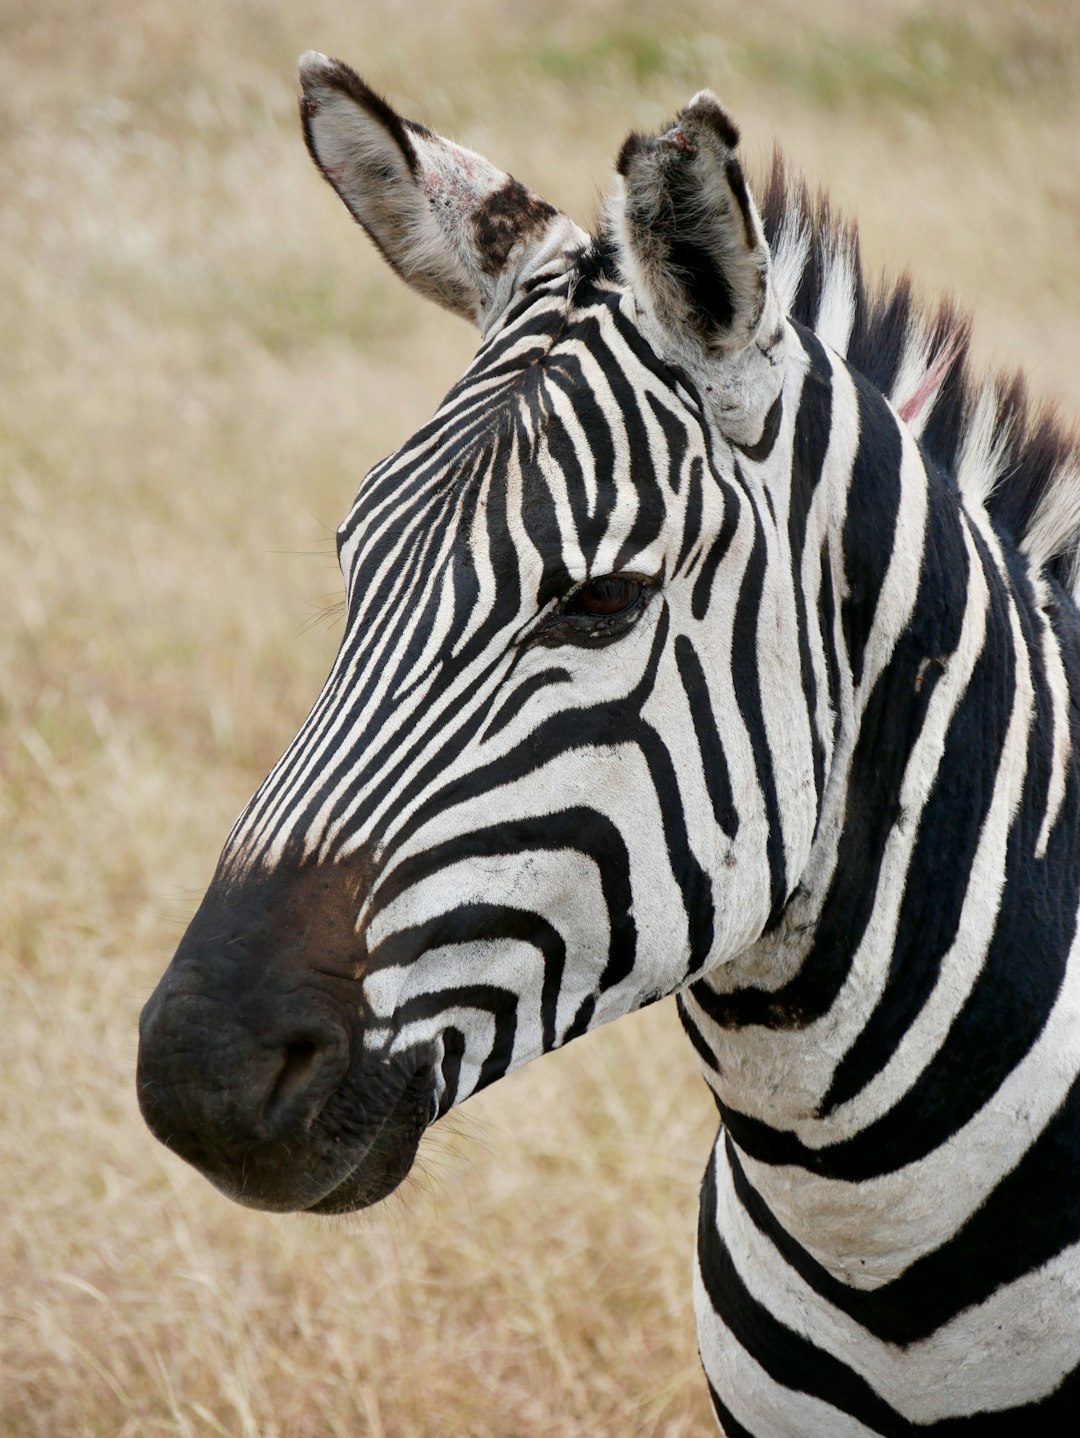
[2,2,1077,1434]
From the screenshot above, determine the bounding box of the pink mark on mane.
[898,327,964,428]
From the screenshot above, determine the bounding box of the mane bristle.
[754,153,1080,597]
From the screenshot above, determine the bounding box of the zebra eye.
[534,573,654,648]
[564,576,645,618]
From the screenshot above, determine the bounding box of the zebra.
[137,53,1080,1435]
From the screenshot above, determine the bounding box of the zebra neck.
[677,453,1080,1282]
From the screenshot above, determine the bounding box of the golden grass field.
[2,1,1078,1434]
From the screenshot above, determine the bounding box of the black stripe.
[619,611,717,977]
[599,331,670,574]
[674,455,704,576]
[646,389,692,494]
[480,667,573,742]
[789,330,834,808]
[690,474,741,621]
[706,1380,759,1438]
[389,903,568,1052]
[842,370,906,689]
[676,994,721,1073]
[727,463,788,920]
[564,992,596,1042]
[398,980,519,1094]
[734,393,783,464]
[371,807,637,994]
[438,1026,465,1113]
[675,635,739,838]
[817,534,842,745]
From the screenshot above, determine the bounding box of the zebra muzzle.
[136,858,433,1212]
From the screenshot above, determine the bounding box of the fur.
[751,156,1080,599]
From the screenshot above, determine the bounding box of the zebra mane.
[754,153,1080,602]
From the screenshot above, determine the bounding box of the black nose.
[263,1033,342,1131]
[134,853,433,1213]
[137,971,353,1191]
[138,977,351,1132]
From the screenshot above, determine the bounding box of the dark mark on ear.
[687,95,740,151]
[616,132,646,177]
[724,158,759,254]
[472,178,558,276]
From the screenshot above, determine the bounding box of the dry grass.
[2,1,1077,1434]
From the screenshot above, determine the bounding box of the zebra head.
[138,58,826,1213]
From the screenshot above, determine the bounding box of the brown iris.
[565,576,644,617]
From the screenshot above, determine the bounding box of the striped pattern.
[222,72,1080,1433]
[227,269,742,1113]
[679,337,1080,1437]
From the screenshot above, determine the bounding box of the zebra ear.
[298,53,586,330]
[612,93,778,366]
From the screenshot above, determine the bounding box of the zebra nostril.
[262,1030,348,1131]
[270,1038,318,1105]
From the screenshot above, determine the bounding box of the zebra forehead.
[365,289,697,478]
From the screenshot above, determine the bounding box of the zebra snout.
[136,854,430,1212]
[136,971,355,1207]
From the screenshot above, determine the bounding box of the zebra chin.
[136,856,438,1213]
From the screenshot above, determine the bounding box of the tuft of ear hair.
[612,92,773,361]
[298,52,585,330]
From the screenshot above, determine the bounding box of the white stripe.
[814,231,856,356]
[737,908,1080,1287]
[710,1134,1080,1422]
